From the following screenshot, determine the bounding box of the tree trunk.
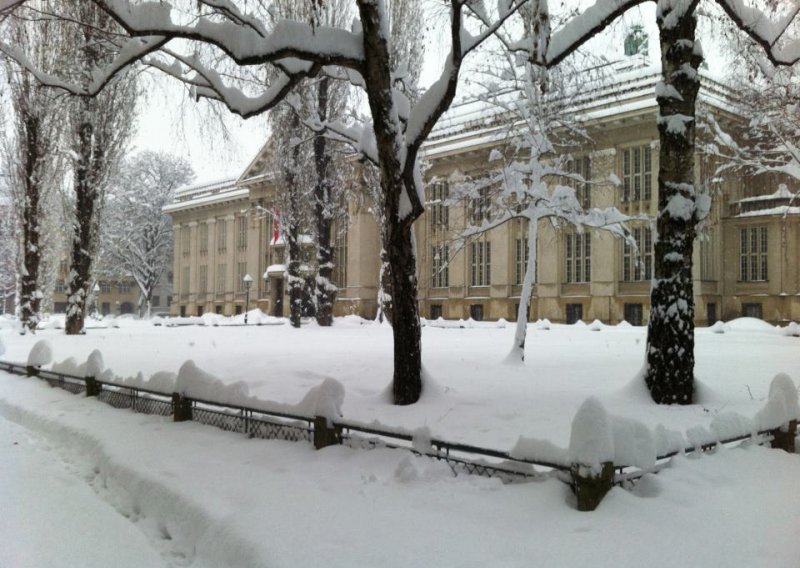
[66,116,96,336]
[509,216,539,362]
[358,0,424,404]
[287,227,303,328]
[19,114,43,334]
[313,76,336,327]
[644,4,702,404]
[386,225,422,405]
[377,249,393,324]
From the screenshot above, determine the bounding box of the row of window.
[54,281,133,294]
[427,144,656,233]
[429,225,769,288]
[182,217,248,256]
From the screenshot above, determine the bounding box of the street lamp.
[243,273,253,324]
[93,282,101,317]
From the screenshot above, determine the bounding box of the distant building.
[165,60,799,325]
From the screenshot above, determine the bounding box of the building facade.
[166,62,800,325]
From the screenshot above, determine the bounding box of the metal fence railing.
[2,359,796,511]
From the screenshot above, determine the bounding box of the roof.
[163,177,244,214]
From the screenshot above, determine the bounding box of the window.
[236,215,248,250]
[515,238,533,285]
[429,181,449,230]
[215,305,223,315]
[182,267,190,294]
[706,302,717,324]
[55,280,66,293]
[567,156,591,209]
[119,281,132,294]
[470,240,491,286]
[431,244,449,288]
[470,304,484,321]
[622,145,652,202]
[199,265,208,294]
[513,303,531,322]
[430,304,443,320]
[739,226,767,281]
[333,227,348,288]
[566,303,583,324]
[199,223,208,254]
[742,303,763,319]
[101,302,110,316]
[236,262,247,292]
[217,263,226,293]
[59,260,68,276]
[167,295,172,306]
[622,227,653,282]
[470,186,491,225]
[235,305,243,315]
[152,296,160,307]
[196,305,204,317]
[181,226,190,257]
[565,232,591,283]
[100,282,111,294]
[217,219,227,252]
[624,303,644,326]
[699,229,717,281]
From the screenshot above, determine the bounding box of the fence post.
[85,376,101,397]
[172,393,192,422]
[313,416,341,450]
[571,462,614,512]
[26,365,39,377]
[769,419,797,453]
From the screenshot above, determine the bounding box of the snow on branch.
[93,0,365,68]
[0,35,168,95]
[714,0,800,66]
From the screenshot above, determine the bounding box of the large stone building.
[165,60,799,325]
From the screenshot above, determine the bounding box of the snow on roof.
[736,206,800,218]
[736,186,795,204]
[425,57,739,156]
[164,176,247,214]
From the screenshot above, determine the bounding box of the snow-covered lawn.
[1,315,799,566]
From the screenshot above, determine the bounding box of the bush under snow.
[27,340,53,367]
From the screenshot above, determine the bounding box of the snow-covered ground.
[1,314,799,566]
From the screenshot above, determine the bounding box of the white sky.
[132,1,735,184]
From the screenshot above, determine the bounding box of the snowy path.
[1,371,800,567]
[0,413,168,568]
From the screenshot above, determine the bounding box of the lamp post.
[243,273,253,324]
[93,282,101,317]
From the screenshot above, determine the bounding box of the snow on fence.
[2,346,798,512]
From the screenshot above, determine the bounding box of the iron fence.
[2,358,796,504]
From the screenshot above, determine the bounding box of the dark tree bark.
[65,106,97,335]
[313,76,336,326]
[644,2,703,404]
[359,2,423,404]
[285,114,304,329]
[19,112,43,333]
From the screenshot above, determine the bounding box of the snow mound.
[86,350,105,378]
[589,319,604,331]
[611,416,655,469]
[495,318,507,328]
[726,317,777,334]
[572,319,586,327]
[27,340,53,367]
[535,318,551,330]
[754,373,800,431]
[295,378,345,422]
[411,426,433,454]
[175,360,248,405]
[708,321,727,334]
[509,436,568,466]
[616,320,632,328]
[710,412,753,441]
[782,322,800,337]
[568,397,614,471]
[52,357,79,376]
[0,335,5,357]
[394,455,453,483]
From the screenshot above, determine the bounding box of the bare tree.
[101,151,194,319]
[62,2,138,335]
[2,3,64,332]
